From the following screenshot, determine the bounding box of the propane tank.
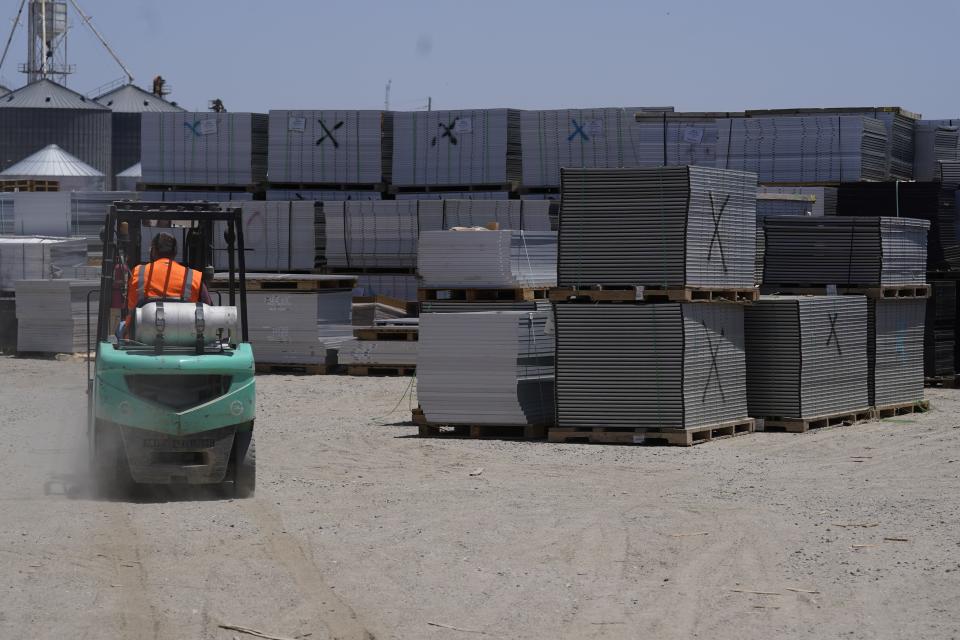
[135,302,238,346]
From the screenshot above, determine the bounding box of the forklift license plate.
[142,438,216,450]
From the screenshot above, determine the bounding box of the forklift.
[87,202,256,497]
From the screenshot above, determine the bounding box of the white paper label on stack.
[587,119,604,138]
[683,127,704,144]
[454,118,473,134]
[200,119,219,136]
[288,117,307,132]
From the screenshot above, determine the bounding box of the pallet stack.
[549,165,759,446]
[340,319,418,377]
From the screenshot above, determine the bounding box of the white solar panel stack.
[141,191,255,203]
[12,192,71,236]
[141,112,268,186]
[268,110,388,185]
[338,339,417,367]
[0,193,13,234]
[717,116,891,182]
[558,166,757,289]
[14,279,98,353]
[520,107,674,187]
[745,296,869,419]
[631,112,738,168]
[554,303,747,430]
[213,201,315,272]
[762,216,929,286]
[869,298,925,408]
[418,230,557,289]
[394,191,510,201]
[914,120,960,180]
[418,310,554,427]
[391,109,521,187]
[422,200,551,231]
[0,236,88,291]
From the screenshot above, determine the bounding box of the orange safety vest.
[126,258,203,312]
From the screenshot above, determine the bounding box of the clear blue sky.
[2,0,957,118]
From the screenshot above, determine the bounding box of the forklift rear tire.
[233,431,255,498]
[93,425,134,499]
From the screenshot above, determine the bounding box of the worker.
[121,232,211,339]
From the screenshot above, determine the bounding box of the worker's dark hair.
[151,232,177,260]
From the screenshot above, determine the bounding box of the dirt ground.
[0,356,958,640]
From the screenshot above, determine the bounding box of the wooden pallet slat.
[255,363,332,375]
[353,328,419,342]
[548,418,756,446]
[346,365,416,377]
[418,287,549,303]
[549,285,759,304]
[875,399,930,419]
[769,284,930,299]
[758,408,875,433]
[243,277,357,291]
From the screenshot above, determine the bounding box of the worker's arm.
[201,284,213,305]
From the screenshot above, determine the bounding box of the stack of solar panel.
[420,299,552,315]
[354,274,419,301]
[267,110,389,185]
[925,280,956,378]
[755,193,816,284]
[14,279,98,353]
[338,321,418,367]
[0,236,88,291]
[395,192,509,201]
[323,200,551,270]
[141,191,254,203]
[554,303,747,430]
[70,191,138,243]
[718,116,890,182]
[869,299,925,407]
[141,112,269,186]
[745,296,869,419]
[914,120,960,180]
[836,182,959,271]
[558,166,757,288]
[391,109,521,187]
[938,160,960,189]
[418,230,557,289]
[213,201,315,272]
[762,217,929,286]
[758,186,837,216]
[266,190,381,202]
[520,107,674,187]
[631,112,737,168]
[418,310,554,426]
[0,193,13,234]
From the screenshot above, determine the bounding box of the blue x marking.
[568,119,589,142]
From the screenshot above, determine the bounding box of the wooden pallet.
[418,423,547,440]
[353,327,418,341]
[412,407,427,426]
[243,276,356,291]
[548,418,755,446]
[769,284,930,299]
[875,399,931,419]
[548,285,759,304]
[389,182,518,194]
[925,375,959,389]
[0,179,59,192]
[758,408,875,433]
[346,365,415,377]
[255,363,332,375]
[418,287,549,302]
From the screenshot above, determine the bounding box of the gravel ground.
[0,355,958,639]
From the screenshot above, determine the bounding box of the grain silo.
[94,83,183,189]
[0,79,111,178]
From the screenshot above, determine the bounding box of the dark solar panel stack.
[836,182,959,272]
[755,193,817,285]
[762,216,929,286]
[924,280,956,379]
[554,303,747,430]
[869,298,925,406]
[558,166,757,289]
[745,296,870,419]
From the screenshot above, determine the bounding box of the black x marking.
[431,118,459,147]
[826,312,842,355]
[707,192,730,273]
[702,324,726,402]
[316,119,344,148]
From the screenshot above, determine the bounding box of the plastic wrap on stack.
[558,166,757,288]
[925,280,956,378]
[141,112,268,186]
[869,298,925,407]
[391,109,521,186]
[554,303,747,429]
[521,107,675,187]
[418,310,554,426]
[213,201,315,272]
[718,116,890,182]
[14,279,98,353]
[745,296,869,418]
[762,216,929,286]
[0,236,88,291]
[418,230,557,289]
[268,110,388,185]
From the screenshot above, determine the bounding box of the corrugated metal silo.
[94,84,183,189]
[0,79,112,179]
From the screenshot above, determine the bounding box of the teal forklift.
[87,202,256,497]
